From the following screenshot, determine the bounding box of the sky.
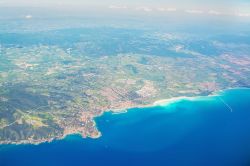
[0,0,249,8]
[0,0,250,18]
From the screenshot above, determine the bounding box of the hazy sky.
[0,0,249,7]
[1,0,250,18]
[0,0,249,8]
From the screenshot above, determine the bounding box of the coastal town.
[0,28,250,144]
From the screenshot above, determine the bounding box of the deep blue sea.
[1,88,250,166]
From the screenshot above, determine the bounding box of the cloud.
[166,8,177,12]
[136,6,153,12]
[157,7,177,12]
[170,45,203,56]
[208,10,221,15]
[25,15,32,19]
[236,12,250,17]
[157,7,165,11]
[185,9,204,14]
[174,45,184,52]
[108,5,127,9]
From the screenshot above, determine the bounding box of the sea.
[1,88,250,166]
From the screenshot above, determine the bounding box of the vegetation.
[0,28,250,144]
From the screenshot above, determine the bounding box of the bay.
[1,88,250,166]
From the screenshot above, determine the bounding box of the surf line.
[217,96,233,112]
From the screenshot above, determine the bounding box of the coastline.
[1,87,248,146]
[152,94,219,106]
[108,91,221,114]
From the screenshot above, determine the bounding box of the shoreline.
[1,87,249,146]
[108,92,220,114]
[152,94,218,106]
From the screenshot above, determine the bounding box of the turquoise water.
[1,88,250,166]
